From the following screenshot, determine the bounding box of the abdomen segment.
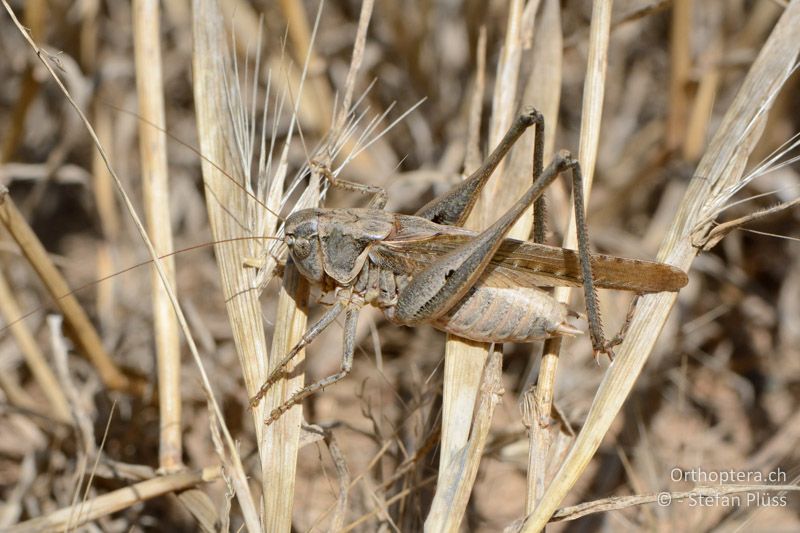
[429,285,579,343]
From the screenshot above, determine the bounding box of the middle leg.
[265,305,360,425]
[249,300,346,408]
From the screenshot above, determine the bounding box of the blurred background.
[1,0,799,530]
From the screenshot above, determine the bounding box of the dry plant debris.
[1,0,799,531]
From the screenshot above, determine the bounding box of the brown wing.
[373,230,688,293]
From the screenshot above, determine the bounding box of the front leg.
[249,301,346,408]
[265,305,359,425]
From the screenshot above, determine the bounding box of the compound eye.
[292,237,312,259]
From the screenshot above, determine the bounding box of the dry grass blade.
[521,0,563,512]
[520,3,800,530]
[175,488,220,533]
[530,0,612,513]
[1,1,259,529]
[132,0,182,472]
[0,269,70,423]
[426,348,504,529]
[6,466,221,532]
[0,186,136,394]
[191,0,269,442]
[191,1,265,529]
[261,264,310,532]
[430,1,531,530]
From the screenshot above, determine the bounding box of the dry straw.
[430,0,528,527]
[521,0,563,512]
[193,0,374,528]
[0,186,135,394]
[3,1,799,530]
[528,0,613,513]
[132,0,182,473]
[2,1,260,530]
[520,1,800,530]
[7,465,221,532]
[430,0,564,529]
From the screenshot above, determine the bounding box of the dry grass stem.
[6,466,221,532]
[683,37,723,162]
[522,0,563,512]
[0,185,136,393]
[2,1,259,529]
[524,0,562,162]
[426,348,504,530]
[667,0,693,151]
[531,0,613,512]
[132,0,183,472]
[0,0,43,163]
[464,27,487,175]
[480,0,527,232]
[0,269,69,422]
[433,1,552,529]
[90,98,119,334]
[522,2,800,530]
[261,264,310,531]
[47,315,100,527]
[549,484,800,524]
[278,0,334,131]
[324,427,352,531]
[336,0,375,135]
[3,1,800,530]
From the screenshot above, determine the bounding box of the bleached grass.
[429,0,549,529]
[520,2,800,530]
[2,1,261,530]
[193,0,380,529]
[132,0,183,472]
[529,0,613,514]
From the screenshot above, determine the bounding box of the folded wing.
[375,231,688,293]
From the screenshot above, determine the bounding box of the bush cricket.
[251,108,688,424]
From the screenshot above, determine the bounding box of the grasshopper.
[251,108,688,423]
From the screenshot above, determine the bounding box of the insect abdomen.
[430,285,575,343]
